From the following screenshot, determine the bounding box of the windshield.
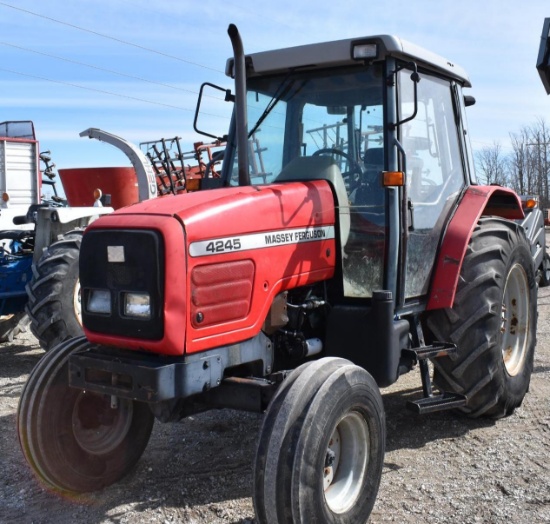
[228,64,387,298]
[229,65,384,187]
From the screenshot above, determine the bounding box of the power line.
[0,41,203,96]
[0,66,231,117]
[0,65,233,122]
[0,66,190,110]
[0,1,224,74]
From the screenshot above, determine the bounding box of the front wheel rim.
[72,392,133,455]
[323,411,369,513]
[501,263,530,376]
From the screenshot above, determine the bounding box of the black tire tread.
[426,217,537,419]
[288,364,385,523]
[253,357,350,524]
[254,358,385,524]
[26,230,83,351]
[17,336,154,493]
[538,252,550,287]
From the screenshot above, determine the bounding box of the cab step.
[401,341,457,362]
[406,391,467,414]
[402,325,467,414]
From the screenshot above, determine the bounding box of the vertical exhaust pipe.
[227,24,250,186]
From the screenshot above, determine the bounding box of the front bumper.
[69,333,273,403]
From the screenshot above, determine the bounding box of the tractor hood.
[81,181,338,355]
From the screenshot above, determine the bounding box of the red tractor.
[18,25,543,522]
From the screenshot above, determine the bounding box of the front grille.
[80,229,165,340]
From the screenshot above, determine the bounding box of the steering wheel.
[312,148,363,192]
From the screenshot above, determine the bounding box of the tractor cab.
[217,35,475,309]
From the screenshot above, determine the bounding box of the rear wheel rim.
[323,411,369,513]
[72,392,133,455]
[74,279,82,326]
[501,263,530,376]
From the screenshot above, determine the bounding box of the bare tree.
[475,141,509,186]
[509,127,535,195]
[527,118,550,207]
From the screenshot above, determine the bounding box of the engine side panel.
[182,181,337,353]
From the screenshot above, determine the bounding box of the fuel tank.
[81,180,338,355]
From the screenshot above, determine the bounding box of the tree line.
[475,117,550,208]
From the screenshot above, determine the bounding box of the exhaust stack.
[227,24,250,186]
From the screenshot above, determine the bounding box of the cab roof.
[227,34,471,87]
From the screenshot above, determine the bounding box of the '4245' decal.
[204,238,242,254]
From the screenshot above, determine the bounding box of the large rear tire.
[537,252,550,287]
[254,358,385,523]
[26,231,83,351]
[0,312,30,343]
[427,217,537,419]
[17,336,154,493]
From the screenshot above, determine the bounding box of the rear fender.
[426,186,524,310]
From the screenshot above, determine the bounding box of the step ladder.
[403,321,467,414]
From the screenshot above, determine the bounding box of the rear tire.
[0,312,30,342]
[26,231,83,351]
[427,217,537,418]
[537,252,550,287]
[254,358,385,523]
[17,336,154,493]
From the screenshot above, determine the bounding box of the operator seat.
[275,156,350,248]
[353,147,384,209]
[363,147,384,176]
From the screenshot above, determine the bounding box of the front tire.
[427,217,537,418]
[254,358,385,523]
[26,231,83,351]
[17,336,154,493]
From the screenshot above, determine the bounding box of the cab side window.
[398,70,466,298]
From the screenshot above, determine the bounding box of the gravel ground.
[1,289,549,524]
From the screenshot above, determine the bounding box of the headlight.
[87,289,111,315]
[353,43,378,60]
[124,292,151,319]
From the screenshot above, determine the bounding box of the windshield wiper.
[248,76,308,137]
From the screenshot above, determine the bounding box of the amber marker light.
[524,198,537,209]
[383,171,405,187]
[2,192,9,202]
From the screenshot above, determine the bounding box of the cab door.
[397,69,467,299]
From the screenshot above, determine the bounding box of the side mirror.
[193,82,234,141]
[536,18,550,95]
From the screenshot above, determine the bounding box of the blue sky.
[1,0,549,172]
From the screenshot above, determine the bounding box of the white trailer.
[0,121,40,230]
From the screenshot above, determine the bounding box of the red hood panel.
[83,180,338,355]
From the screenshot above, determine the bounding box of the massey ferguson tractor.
[18,24,546,523]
